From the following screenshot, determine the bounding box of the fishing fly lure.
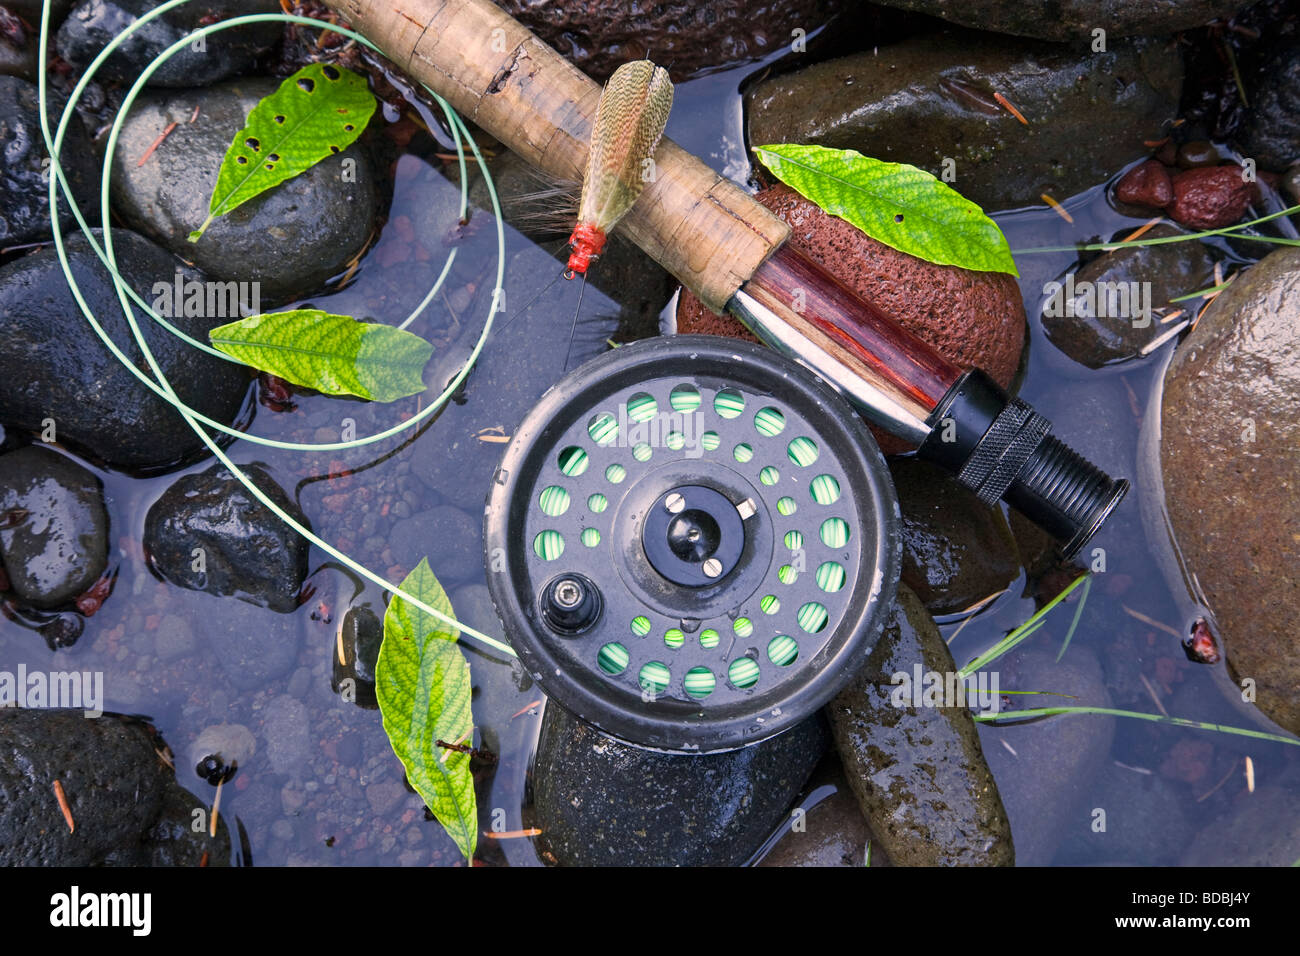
[565,59,674,277]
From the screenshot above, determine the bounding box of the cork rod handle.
[323,0,790,313]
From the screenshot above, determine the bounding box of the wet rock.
[1060,762,1194,866]
[533,703,828,866]
[826,585,1014,866]
[1176,140,1223,170]
[1283,164,1300,204]
[677,184,1025,455]
[387,504,480,587]
[865,0,1245,43]
[982,647,1115,865]
[261,694,310,775]
[1181,786,1300,865]
[1240,47,1300,172]
[0,30,37,80]
[1159,247,1300,736]
[56,0,281,89]
[757,760,881,867]
[137,782,231,866]
[333,603,381,707]
[1041,224,1216,369]
[143,462,309,612]
[889,457,1020,615]
[6,0,75,22]
[0,230,250,472]
[0,75,96,246]
[1113,159,1174,210]
[0,446,108,608]
[1168,166,1252,230]
[498,0,841,82]
[195,591,301,690]
[110,79,381,303]
[0,708,228,866]
[153,612,197,660]
[747,32,1183,213]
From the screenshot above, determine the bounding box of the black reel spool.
[484,335,901,753]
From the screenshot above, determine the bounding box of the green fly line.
[38,0,516,657]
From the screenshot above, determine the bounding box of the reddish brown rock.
[676,184,1026,454]
[1167,166,1252,230]
[1113,158,1173,209]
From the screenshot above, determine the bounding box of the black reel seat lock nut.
[918,368,1128,560]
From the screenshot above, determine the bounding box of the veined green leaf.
[377,559,478,863]
[753,143,1019,277]
[189,62,377,242]
[208,309,433,402]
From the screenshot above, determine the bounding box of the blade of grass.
[1055,573,1091,662]
[973,705,1300,747]
[959,573,1090,678]
[1013,204,1300,254]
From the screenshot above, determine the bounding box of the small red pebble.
[1168,166,1252,230]
[1114,159,1173,209]
[75,575,113,616]
[1184,617,1221,664]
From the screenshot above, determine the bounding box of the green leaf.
[377,559,478,863]
[753,143,1019,277]
[208,309,433,402]
[188,62,377,241]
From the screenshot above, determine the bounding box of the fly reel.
[484,335,901,752]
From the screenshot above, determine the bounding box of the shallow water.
[2,28,1294,868]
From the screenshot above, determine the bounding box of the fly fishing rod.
[320,0,1128,751]
[324,0,1126,560]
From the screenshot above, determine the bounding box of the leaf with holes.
[208,309,433,402]
[377,559,477,863]
[753,143,1018,276]
[188,62,376,242]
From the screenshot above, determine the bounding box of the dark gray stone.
[1060,761,1194,866]
[387,505,479,587]
[0,709,228,866]
[748,31,1183,212]
[262,694,310,775]
[110,79,381,303]
[0,230,251,472]
[143,462,309,612]
[827,585,1014,866]
[1042,225,1216,369]
[197,591,301,690]
[1181,785,1300,865]
[981,647,1115,865]
[1159,247,1300,736]
[0,75,97,246]
[889,456,1020,616]
[863,0,1247,43]
[1241,47,1300,172]
[56,0,281,89]
[0,445,108,608]
[757,760,880,867]
[533,703,828,866]
[333,603,381,706]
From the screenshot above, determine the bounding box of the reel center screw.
[643,485,745,588]
[666,509,723,564]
